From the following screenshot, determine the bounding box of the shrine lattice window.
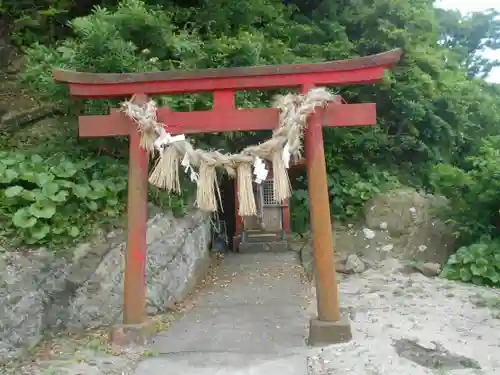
[262,179,277,205]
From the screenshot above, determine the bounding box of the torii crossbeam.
[53,48,402,345]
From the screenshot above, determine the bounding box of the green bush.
[0,151,128,248]
[430,135,500,244]
[440,241,500,287]
[432,136,500,287]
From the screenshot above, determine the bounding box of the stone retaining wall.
[0,208,211,362]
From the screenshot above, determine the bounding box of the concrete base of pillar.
[307,316,353,346]
[109,321,153,350]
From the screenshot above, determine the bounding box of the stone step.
[238,240,289,253]
[245,232,283,243]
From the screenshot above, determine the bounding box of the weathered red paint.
[303,84,342,321]
[77,103,376,138]
[53,49,402,326]
[124,94,150,324]
[53,49,402,98]
[282,198,291,233]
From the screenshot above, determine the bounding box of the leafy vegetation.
[0,151,127,248]
[431,136,500,245]
[440,242,500,287]
[2,0,500,281]
[431,136,500,285]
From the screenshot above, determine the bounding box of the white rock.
[418,245,427,252]
[362,228,376,239]
[409,207,416,213]
[382,244,394,252]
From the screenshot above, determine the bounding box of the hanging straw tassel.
[237,163,257,216]
[272,149,291,203]
[195,162,219,212]
[148,146,181,193]
[139,129,158,154]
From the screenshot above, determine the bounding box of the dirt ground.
[307,258,500,375]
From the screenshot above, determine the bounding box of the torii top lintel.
[53,49,402,98]
[52,49,402,137]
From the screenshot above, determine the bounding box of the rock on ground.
[298,187,456,279]
[0,208,211,362]
[362,187,455,264]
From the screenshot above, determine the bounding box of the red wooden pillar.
[303,84,342,322]
[282,198,291,233]
[123,94,150,324]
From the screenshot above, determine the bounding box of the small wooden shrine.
[233,158,305,251]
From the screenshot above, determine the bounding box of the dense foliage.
[440,242,500,287]
[2,0,500,282]
[0,151,127,247]
[431,136,500,245]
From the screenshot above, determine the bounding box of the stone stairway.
[237,230,289,253]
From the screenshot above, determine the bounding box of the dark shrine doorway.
[217,175,236,251]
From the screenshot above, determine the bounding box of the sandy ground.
[307,258,500,375]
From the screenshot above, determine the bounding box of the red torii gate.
[53,49,401,345]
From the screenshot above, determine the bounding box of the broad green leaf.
[21,190,37,201]
[114,181,127,191]
[25,236,38,245]
[475,257,489,267]
[29,202,57,219]
[30,224,51,240]
[79,160,98,169]
[58,179,74,188]
[90,180,107,193]
[12,208,37,228]
[0,169,19,183]
[106,198,119,206]
[484,267,500,284]
[51,161,78,178]
[471,276,484,286]
[67,226,80,237]
[20,171,37,183]
[3,158,18,166]
[42,182,60,196]
[459,268,473,282]
[35,173,54,187]
[50,190,69,203]
[87,190,107,200]
[31,155,43,164]
[4,186,24,198]
[51,225,65,234]
[72,184,90,198]
[461,251,475,264]
[440,265,460,280]
[470,263,487,276]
